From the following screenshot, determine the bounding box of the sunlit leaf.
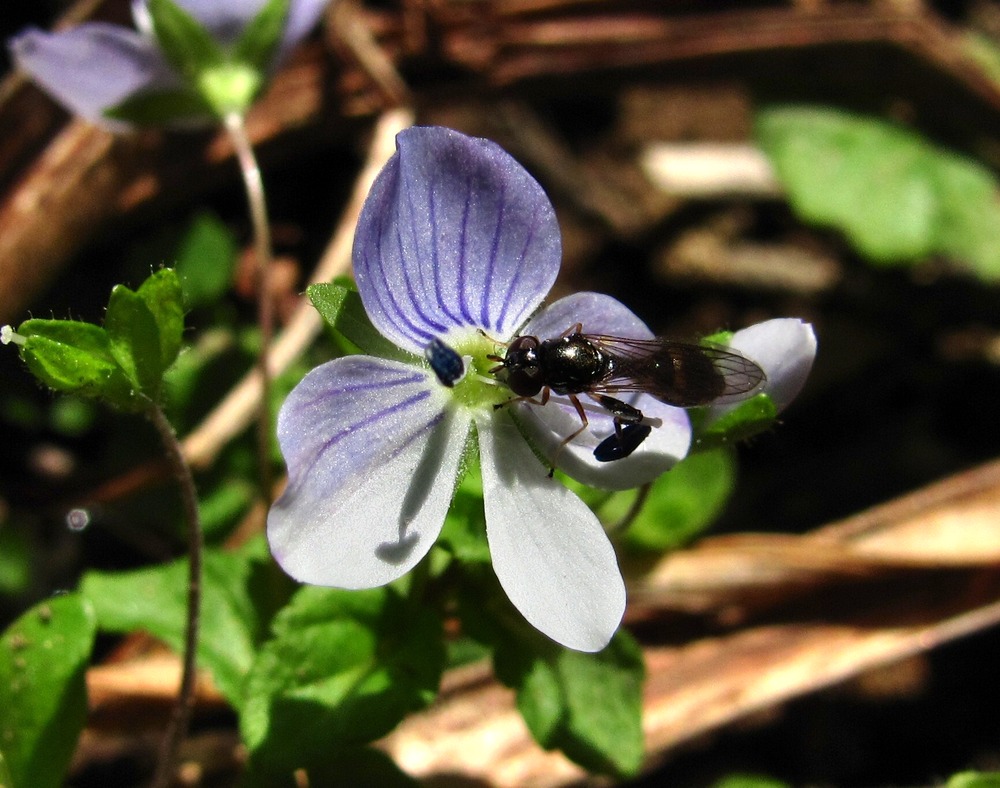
[0,594,96,788]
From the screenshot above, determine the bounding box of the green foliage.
[234,0,291,72]
[756,105,1000,279]
[105,87,212,126]
[614,447,736,552]
[698,393,779,446]
[12,270,184,411]
[16,320,139,409]
[174,212,239,307]
[492,628,646,777]
[241,586,445,774]
[0,594,96,788]
[308,282,414,362]
[146,0,223,80]
[948,773,1000,788]
[0,526,31,596]
[712,776,790,788]
[437,466,491,565]
[80,546,270,708]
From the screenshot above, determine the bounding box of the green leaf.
[0,526,32,595]
[698,392,779,446]
[104,86,213,126]
[712,776,791,788]
[307,282,350,327]
[16,320,139,410]
[233,0,290,72]
[146,0,224,80]
[756,105,1000,279]
[436,466,490,565]
[105,284,165,397]
[175,213,238,307]
[137,269,185,372]
[0,594,96,788]
[948,773,1000,788]
[616,447,736,552]
[0,749,12,788]
[308,282,414,362]
[493,629,646,777]
[80,548,266,708]
[241,586,445,772]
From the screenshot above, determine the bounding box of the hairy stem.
[225,111,275,502]
[147,404,203,788]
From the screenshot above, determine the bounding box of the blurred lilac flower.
[267,126,815,652]
[10,0,328,126]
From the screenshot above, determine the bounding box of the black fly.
[489,324,765,470]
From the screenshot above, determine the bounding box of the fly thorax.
[542,334,609,393]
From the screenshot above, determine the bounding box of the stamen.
[1,325,26,346]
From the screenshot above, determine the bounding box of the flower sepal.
[307,281,415,363]
[693,391,780,447]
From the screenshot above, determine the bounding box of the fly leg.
[545,392,590,477]
[591,395,653,462]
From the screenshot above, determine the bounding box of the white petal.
[513,392,690,490]
[712,318,817,420]
[478,412,626,652]
[268,356,471,588]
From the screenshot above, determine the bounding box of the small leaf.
[712,776,791,788]
[104,87,213,126]
[175,213,238,307]
[16,320,138,410]
[234,0,291,72]
[80,548,267,708]
[146,0,223,80]
[756,105,1000,279]
[615,447,736,552]
[241,586,445,772]
[105,284,165,397]
[493,629,646,777]
[137,269,185,371]
[307,282,350,327]
[948,773,1000,788]
[0,594,97,788]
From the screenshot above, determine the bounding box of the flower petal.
[354,126,561,353]
[167,0,263,46]
[10,24,179,124]
[268,356,470,588]
[515,292,691,489]
[275,0,329,66]
[478,412,626,652]
[711,318,817,419]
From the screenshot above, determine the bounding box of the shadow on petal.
[376,412,459,564]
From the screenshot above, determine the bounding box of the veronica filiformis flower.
[267,126,816,652]
[10,0,329,127]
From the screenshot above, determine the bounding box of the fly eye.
[507,366,542,397]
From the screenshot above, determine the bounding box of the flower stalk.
[146,403,203,788]
[224,111,276,502]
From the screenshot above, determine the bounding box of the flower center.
[197,62,262,115]
[438,332,514,414]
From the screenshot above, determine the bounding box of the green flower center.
[444,332,514,414]
[197,62,262,115]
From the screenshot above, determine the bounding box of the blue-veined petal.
[513,292,691,489]
[354,126,561,353]
[478,412,626,652]
[10,24,179,124]
[268,356,471,588]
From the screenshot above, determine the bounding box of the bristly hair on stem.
[224,111,276,504]
[146,403,204,788]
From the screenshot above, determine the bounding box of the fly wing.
[584,334,766,408]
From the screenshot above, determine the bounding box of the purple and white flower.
[267,126,816,651]
[10,0,328,126]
